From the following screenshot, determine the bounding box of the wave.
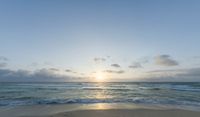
[1,97,200,108]
[1,82,200,108]
[82,87,133,91]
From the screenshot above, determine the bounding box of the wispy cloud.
[65,69,72,72]
[193,56,200,59]
[0,56,8,68]
[129,62,142,69]
[129,57,149,69]
[0,56,9,61]
[154,55,178,66]
[104,70,125,74]
[65,69,81,75]
[111,64,121,68]
[93,57,106,63]
[49,68,60,71]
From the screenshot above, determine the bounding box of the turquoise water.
[0,82,200,108]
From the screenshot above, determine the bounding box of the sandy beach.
[1,103,200,117]
[42,109,200,117]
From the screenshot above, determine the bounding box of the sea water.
[0,82,200,108]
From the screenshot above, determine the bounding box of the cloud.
[111,64,120,68]
[28,62,39,67]
[0,62,7,68]
[49,68,60,71]
[65,69,80,74]
[80,73,85,75]
[144,68,200,82]
[0,68,82,82]
[93,57,106,63]
[138,56,149,64]
[0,56,8,68]
[0,56,8,61]
[1,66,200,82]
[33,68,60,78]
[65,69,72,72]
[193,56,200,59]
[104,70,125,74]
[182,68,200,77]
[128,57,149,69]
[0,69,32,82]
[106,56,111,58]
[129,62,142,69]
[154,55,178,66]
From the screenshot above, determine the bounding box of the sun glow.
[95,72,106,82]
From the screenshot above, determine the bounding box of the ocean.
[0,82,200,108]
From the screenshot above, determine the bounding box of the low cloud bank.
[0,68,81,82]
[144,68,200,82]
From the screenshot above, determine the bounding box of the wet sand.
[0,103,199,117]
[41,109,200,117]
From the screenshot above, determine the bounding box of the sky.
[0,0,200,82]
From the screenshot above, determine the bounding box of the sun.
[95,72,105,82]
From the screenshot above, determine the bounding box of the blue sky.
[0,0,200,82]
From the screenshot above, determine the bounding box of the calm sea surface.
[0,82,200,108]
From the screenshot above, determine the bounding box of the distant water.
[0,82,200,108]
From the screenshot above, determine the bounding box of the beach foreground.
[39,109,200,117]
[1,103,200,117]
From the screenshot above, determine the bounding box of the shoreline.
[0,103,200,117]
[44,109,200,117]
